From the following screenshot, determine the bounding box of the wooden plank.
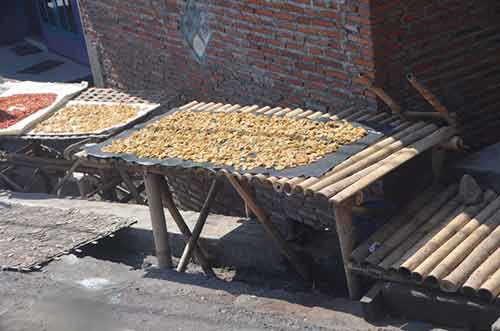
[224,172,311,282]
[144,172,172,269]
[177,178,220,272]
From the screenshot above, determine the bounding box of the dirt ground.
[0,251,452,331]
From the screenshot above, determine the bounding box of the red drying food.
[0,93,57,129]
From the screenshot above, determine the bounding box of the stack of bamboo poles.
[352,175,500,302]
[138,100,456,206]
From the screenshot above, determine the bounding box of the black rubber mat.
[10,43,43,56]
[17,59,64,74]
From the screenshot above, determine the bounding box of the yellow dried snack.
[103,110,367,170]
[32,104,141,134]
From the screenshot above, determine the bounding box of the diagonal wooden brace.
[158,176,214,275]
[52,159,83,196]
[224,172,311,282]
[177,177,221,272]
[116,166,144,204]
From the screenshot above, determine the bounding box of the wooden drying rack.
[78,90,460,297]
[0,88,171,203]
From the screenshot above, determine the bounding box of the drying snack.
[103,110,367,170]
[32,103,141,134]
[0,93,56,129]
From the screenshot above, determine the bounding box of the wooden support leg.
[23,168,40,192]
[158,176,213,275]
[177,178,221,272]
[144,172,173,269]
[333,197,360,299]
[120,183,145,203]
[0,172,23,192]
[225,173,311,282]
[116,166,144,204]
[52,159,83,196]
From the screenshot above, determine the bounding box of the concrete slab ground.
[0,190,286,274]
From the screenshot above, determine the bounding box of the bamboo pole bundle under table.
[352,174,500,303]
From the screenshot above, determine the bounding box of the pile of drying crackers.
[103,110,367,170]
[32,103,141,134]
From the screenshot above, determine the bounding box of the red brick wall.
[78,0,377,112]
[371,0,500,147]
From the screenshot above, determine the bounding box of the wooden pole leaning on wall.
[144,171,173,269]
[159,176,213,275]
[177,177,221,273]
[357,73,404,117]
[223,171,311,283]
[406,73,457,127]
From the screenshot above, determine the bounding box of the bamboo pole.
[364,184,458,266]
[254,106,272,114]
[462,247,500,297]
[357,73,403,115]
[221,104,243,113]
[440,210,500,292]
[295,110,314,118]
[116,166,144,204]
[334,196,360,299]
[195,102,215,111]
[224,172,311,281]
[274,108,293,116]
[285,108,305,117]
[307,123,436,196]
[177,178,220,272]
[293,121,427,194]
[401,192,494,276]
[406,73,456,127]
[478,268,500,302]
[331,127,456,204]
[379,195,463,270]
[413,193,500,284]
[351,185,443,264]
[240,105,260,113]
[144,172,172,269]
[424,196,500,284]
[179,101,200,110]
[159,177,213,275]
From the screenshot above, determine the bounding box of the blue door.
[36,0,89,65]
